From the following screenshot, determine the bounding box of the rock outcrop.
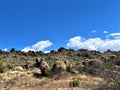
[34,58,50,76]
[52,60,66,75]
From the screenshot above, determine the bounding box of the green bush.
[0,60,9,73]
[70,78,79,87]
[44,68,52,76]
[66,65,73,72]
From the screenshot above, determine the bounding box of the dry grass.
[0,70,105,90]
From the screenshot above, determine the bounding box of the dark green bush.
[44,68,52,77]
[0,60,9,73]
[66,65,73,72]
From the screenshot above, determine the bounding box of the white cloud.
[91,30,97,33]
[106,32,120,39]
[103,30,108,34]
[22,40,53,52]
[21,47,35,52]
[67,36,83,48]
[2,48,8,52]
[67,36,120,52]
[44,50,50,53]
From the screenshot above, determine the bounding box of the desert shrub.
[58,47,66,52]
[44,68,52,77]
[6,78,18,89]
[95,81,120,90]
[66,65,73,72]
[33,73,41,78]
[34,68,53,78]
[70,78,79,87]
[104,61,116,70]
[0,60,9,73]
[10,48,16,52]
[0,76,4,81]
[83,61,104,75]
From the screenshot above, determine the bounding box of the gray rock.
[52,60,66,75]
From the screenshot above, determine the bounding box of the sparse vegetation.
[70,78,79,87]
[0,48,120,89]
[0,59,9,73]
[5,78,18,89]
[66,65,73,72]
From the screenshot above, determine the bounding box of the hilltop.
[0,47,120,90]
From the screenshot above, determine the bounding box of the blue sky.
[0,0,120,52]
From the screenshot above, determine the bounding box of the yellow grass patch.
[78,75,87,80]
[93,77,103,81]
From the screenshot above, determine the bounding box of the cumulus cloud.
[103,30,108,34]
[91,30,97,33]
[2,48,8,52]
[67,36,120,52]
[44,50,51,53]
[22,40,53,52]
[106,32,120,39]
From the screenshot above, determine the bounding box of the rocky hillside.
[0,47,120,90]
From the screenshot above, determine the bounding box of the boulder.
[39,58,49,69]
[115,55,120,66]
[52,60,66,75]
[70,68,79,74]
[33,58,41,68]
[76,62,84,67]
[82,59,103,66]
[88,59,102,66]
[33,67,41,74]
[75,62,84,73]
[39,58,50,76]
[33,58,50,76]
[81,59,103,75]
[14,66,24,71]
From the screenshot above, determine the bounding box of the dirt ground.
[0,70,105,90]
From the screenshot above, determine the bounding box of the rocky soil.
[0,48,120,90]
